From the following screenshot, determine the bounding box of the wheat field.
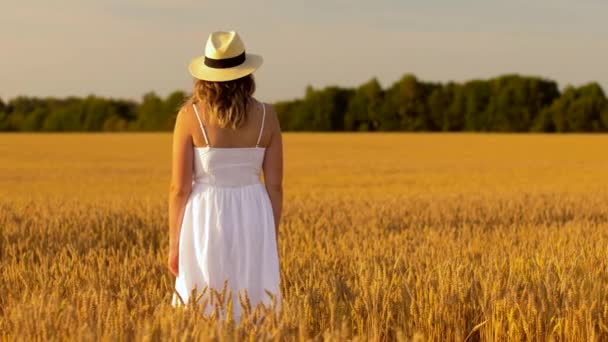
[1,132,608,341]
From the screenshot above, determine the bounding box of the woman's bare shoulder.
[177,99,194,122]
[177,98,195,119]
[256,98,280,132]
[174,98,197,135]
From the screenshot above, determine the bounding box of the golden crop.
[1,132,608,341]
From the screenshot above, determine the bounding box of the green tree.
[2,73,607,133]
[0,98,6,130]
[102,115,129,131]
[299,86,352,131]
[601,104,608,131]
[164,91,187,130]
[345,78,383,131]
[443,84,466,131]
[2,97,37,130]
[135,92,165,131]
[459,80,492,131]
[21,107,48,131]
[428,83,461,131]
[485,75,560,132]
[41,102,84,131]
[82,96,112,131]
[569,83,606,131]
[381,74,435,131]
[531,107,556,132]
[0,98,10,130]
[545,83,606,132]
[274,99,306,131]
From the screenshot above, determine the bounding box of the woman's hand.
[168,248,179,276]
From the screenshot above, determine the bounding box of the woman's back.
[171,98,282,323]
[168,30,283,324]
[191,98,269,148]
[191,99,268,187]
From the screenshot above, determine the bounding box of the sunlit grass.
[1,132,608,340]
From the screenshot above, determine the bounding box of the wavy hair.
[186,74,256,130]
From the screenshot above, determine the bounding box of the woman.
[167,31,283,323]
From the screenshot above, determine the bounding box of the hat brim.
[188,53,263,82]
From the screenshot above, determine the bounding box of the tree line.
[1,74,607,132]
[0,91,186,132]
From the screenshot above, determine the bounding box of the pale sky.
[1,0,607,103]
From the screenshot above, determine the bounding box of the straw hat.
[188,31,263,82]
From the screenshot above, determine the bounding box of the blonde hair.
[187,74,256,130]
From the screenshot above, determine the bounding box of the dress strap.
[256,102,266,147]
[192,103,209,146]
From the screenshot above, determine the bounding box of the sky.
[1,0,607,103]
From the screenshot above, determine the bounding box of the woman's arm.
[167,107,194,276]
[262,104,284,244]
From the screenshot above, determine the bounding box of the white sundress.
[171,101,282,324]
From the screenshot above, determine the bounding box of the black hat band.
[204,51,246,69]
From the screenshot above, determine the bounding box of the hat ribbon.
[204,51,246,69]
